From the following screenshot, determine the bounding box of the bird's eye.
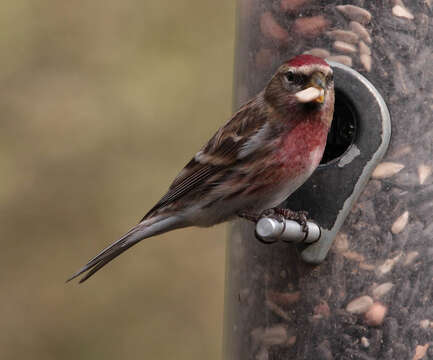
[285,71,307,85]
[285,71,295,82]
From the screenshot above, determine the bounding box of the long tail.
[67,216,185,283]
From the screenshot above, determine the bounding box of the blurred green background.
[0,1,235,359]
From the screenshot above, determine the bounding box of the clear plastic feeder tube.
[224,1,433,359]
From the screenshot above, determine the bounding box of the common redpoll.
[68,54,334,283]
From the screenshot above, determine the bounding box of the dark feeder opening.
[320,89,357,165]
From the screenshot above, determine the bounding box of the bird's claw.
[238,209,281,222]
[238,208,309,235]
[259,208,286,223]
[275,209,309,236]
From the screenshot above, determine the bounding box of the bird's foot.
[238,207,309,234]
[238,209,288,222]
[272,208,309,235]
[238,208,286,223]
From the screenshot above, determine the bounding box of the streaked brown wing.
[142,162,220,219]
[141,97,269,220]
[141,138,243,220]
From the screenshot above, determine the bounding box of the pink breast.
[277,119,328,177]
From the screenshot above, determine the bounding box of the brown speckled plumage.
[68,54,334,283]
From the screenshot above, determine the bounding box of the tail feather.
[67,216,185,283]
[77,249,130,283]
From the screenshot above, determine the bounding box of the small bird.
[68,54,334,283]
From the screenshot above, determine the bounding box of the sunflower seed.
[333,232,349,252]
[333,40,357,54]
[326,30,359,44]
[376,253,402,277]
[391,211,409,234]
[359,40,371,55]
[265,300,291,321]
[349,21,372,44]
[413,344,429,360]
[372,282,394,299]
[342,250,364,262]
[326,55,353,66]
[336,5,372,24]
[346,295,373,314]
[303,48,330,58]
[360,54,372,72]
[293,15,329,38]
[295,87,323,103]
[392,5,414,20]
[403,251,418,265]
[418,164,432,184]
[251,325,288,346]
[372,162,404,179]
[419,320,430,329]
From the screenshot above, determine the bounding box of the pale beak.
[295,72,326,104]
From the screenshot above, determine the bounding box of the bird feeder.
[224,1,433,359]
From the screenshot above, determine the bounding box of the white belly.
[184,147,324,227]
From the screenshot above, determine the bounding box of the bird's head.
[264,55,334,125]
